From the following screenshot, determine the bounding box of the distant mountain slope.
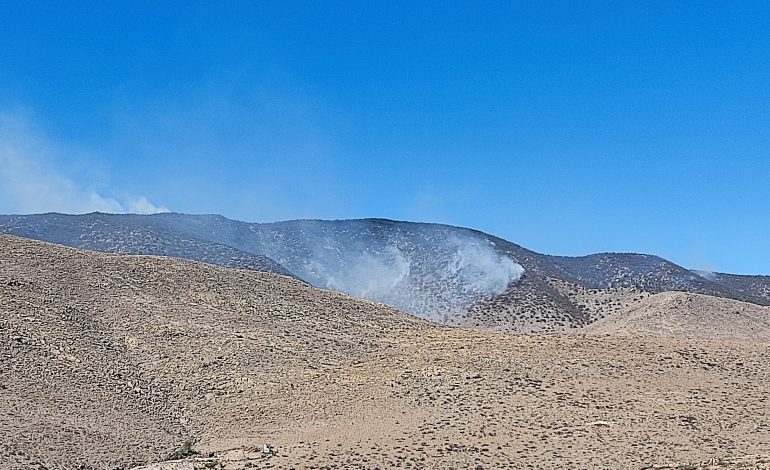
[0,213,295,278]
[0,213,537,326]
[0,212,766,332]
[544,252,735,296]
[698,271,770,306]
[581,292,770,341]
[471,233,770,306]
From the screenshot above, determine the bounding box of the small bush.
[166,439,199,460]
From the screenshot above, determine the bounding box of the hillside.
[0,213,544,328]
[0,212,295,278]
[582,291,770,341]
[0,233,427,468]
[2,234,770,469]
[700,271,770,306]
[3,213,768,333]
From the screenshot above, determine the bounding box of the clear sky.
[0,1,768,274]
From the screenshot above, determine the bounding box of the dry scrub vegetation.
[1,234,769,469]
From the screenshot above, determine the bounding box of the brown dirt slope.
[2,234,770,469]
[0,233,427,468]
[643,454,770,469]
[582,291,770,341]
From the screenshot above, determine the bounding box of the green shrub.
[166,439,199,460]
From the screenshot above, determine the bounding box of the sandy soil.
[2,234,769,469]
[582,291,770,341]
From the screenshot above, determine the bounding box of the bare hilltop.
[583,291,770,341]
[2,233,770,469]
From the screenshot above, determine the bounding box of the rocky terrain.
[2,234,770,469]
[644,454,770,469]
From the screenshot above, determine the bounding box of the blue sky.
[0,2,768,274]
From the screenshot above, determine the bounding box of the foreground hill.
[2,212,768,333]
[582,292,770,341]
[0,233,426,468]
[2,234,770,469]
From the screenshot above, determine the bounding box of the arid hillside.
[582,291,770,341]
[4,212,769,335]
[2,234,770,469]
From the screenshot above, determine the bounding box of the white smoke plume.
[443,236,525,295]
[693,269,717,281]
[274,225,525,322]
[0,112,168,215]
[321,246,412,299]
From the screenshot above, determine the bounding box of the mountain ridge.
[1,212,767,333]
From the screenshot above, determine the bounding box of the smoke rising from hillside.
[445,236,525,294]
[268,225,525,321]
[0,112,169,215]
[311,245,412,300]
[92,215,524,322]
[694,269,717,281]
